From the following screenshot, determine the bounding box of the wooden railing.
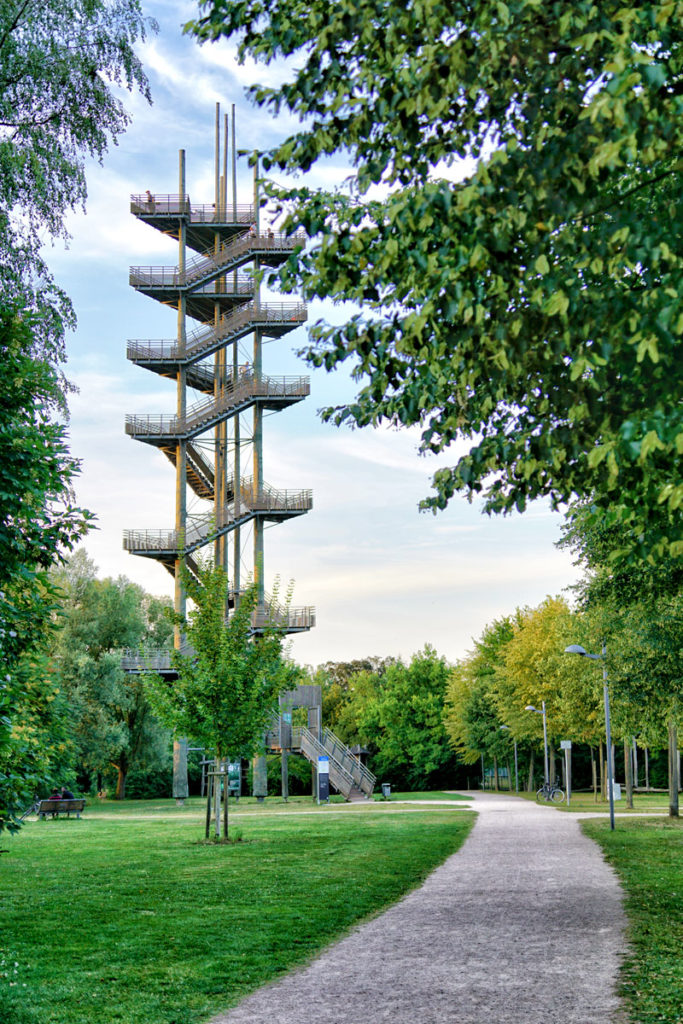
[251,596,316,632]
[120,598,315,672]
[266,724,374,798]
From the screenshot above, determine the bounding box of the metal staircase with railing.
[121,106,315,718]
[265,719,376,800]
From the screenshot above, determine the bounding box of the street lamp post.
[565,643,615,831]
[525,701,549,786]
[500,725,519,792]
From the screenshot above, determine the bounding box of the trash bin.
[381,783,391,800]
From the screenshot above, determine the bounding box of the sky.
[50,0,582,669]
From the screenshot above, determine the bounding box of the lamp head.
[564,644,602,660]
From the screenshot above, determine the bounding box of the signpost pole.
[561,741,572,807]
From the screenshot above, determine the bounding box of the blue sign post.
[317,755,330,804]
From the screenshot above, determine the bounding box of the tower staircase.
[121,106,315,726]
[265,720,376,800]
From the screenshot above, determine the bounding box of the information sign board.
[227,761,241,796]
[317,755,330,803]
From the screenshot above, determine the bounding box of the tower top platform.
[131,193,255,253]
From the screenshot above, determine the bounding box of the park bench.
[37,799,86,820]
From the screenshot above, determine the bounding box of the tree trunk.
[645,746,649,791]
[214,756,221,838]
[548,743,556,786]
[493,756,499,792]
[115,766,127,800]
[591,747,598,803]
[527,753,535,792]
[223,759,229,840]
[281,749,289,801]
[599,739,605,800]
[205,772,212,839]
[173,737,189,804]
[253,753,268,802]
[668,720,679,819]
[624,739,633,810]
[506,761,513,792]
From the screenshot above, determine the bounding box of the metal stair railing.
[292,727,356,799]
[119,641,194,672]
[320,728,376,796]
[125,374,309,439]
[251,596,316,632]
[130,194,255,224]
[123,483,312,555]
[127,301,307,364]
[129,232,305,291]
[129,263,255,293]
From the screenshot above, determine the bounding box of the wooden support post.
[669,720,680,818]
[624,738,633,809]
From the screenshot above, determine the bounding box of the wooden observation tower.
[122,104,315,798]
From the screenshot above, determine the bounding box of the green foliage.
[314,656,396,744]
[0,313,92,833]
[145,565,295,762]
[350,647,457,789]
[190,0,683,561]
[444,598,607,774]
[50,552,173,799]
[445,615,526,765]
[0,0,154,358]
[560,498,682,747]
[264,752,311,796]
[0,0,154,833]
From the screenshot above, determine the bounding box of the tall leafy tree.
[0,0,153,359]
[351,646,457,790]
[190,1,683,561]
[0,312,91,832]
[314,657,396,742]
[445,616,524,789]
[0,0,153,831]
[562,504,682,815]
[144,565,296,838]
[51,553,173,800]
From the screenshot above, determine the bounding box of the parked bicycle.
[536,779,565,803]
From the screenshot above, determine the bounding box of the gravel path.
[210,792,627,1024]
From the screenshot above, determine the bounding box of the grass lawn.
[517,789,671,814]
[1,799,473,1024]
[582,817,683,1024]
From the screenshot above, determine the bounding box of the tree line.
[2,530,680,825]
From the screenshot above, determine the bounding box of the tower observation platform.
[122,106,315,796]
